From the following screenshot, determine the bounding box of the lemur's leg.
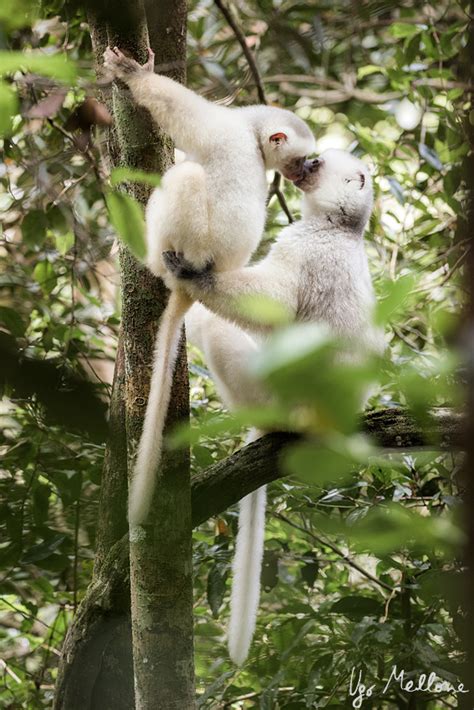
[186,304,267,409]
[164,252,298,333]
[146,162,209,279]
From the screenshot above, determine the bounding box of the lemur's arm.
[103,47,226,155]
[163,251,299,333]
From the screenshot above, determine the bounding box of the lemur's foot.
[162,251,214,283]
[103,46,155,79]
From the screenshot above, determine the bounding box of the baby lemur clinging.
[103,46,315,524]
[164,149,384,666]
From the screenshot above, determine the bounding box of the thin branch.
[213,0,266,104]
[435,247,470,290]
[267,172,294,223]
[281,84,401,106]
[273,512,395,592]
[213,0,294,223]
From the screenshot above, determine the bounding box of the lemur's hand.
[162,251,214,285]
[103,46,155,79]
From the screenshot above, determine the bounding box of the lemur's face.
[296,149,373,229]
[262,118,316,180]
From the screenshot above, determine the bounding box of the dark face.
[293,157,323,192]
[281,156,307,181]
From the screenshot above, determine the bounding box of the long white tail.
[228,483,267,665]
[128,289,191,525]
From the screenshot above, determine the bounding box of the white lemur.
[164,149,384,665]
[103,46,315,525]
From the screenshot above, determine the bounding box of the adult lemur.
[164,149,384,665]
[103,47,315,524]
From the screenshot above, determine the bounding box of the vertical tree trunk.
[54,1,192,708]
[461,14,474,703]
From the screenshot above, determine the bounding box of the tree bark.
[53,404,463,706]
[461,14,474,703]
[54,2,192,709]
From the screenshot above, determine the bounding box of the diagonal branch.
[213,0,266,104]
[191,407,464,527]
[273,512,394,592]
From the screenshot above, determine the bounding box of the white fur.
[183,150,384,664]
[228,480,266,666]
[103,48,315,524]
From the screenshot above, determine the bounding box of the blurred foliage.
[0,0,470,707]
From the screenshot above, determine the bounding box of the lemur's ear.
[345,171,367,190]
[269,132,288,146]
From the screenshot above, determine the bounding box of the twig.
[435,247,469,290]
[213,0,294,223]
[281,84,401,105]
[274,512,395,593]
[213,0,266,104]
[47,117,104,185]
[73,483,82,613]
[267,172,294,223]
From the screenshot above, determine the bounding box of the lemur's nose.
[306,157,322,172]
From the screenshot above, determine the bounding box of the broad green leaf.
[0,81,18,136]
[110,167,162,188]
[285,434,374,485]
[33,260,56,294]
[253,323,333,378]
[0,306,26,337]
[55,231,75,255]
[330,596,383,619]
[316,504,463,556]
[375,274,415,325]
[357,65,386,79]
[207,563,227,618]
[21,210,48,247]
[0,51,77,81]
[21,534,66,564]
[0,0,36,30]
[106,190,147,261]
[235,293,291,327]
[170,406,289,447]
[390,23,423,39]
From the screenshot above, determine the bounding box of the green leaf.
[330,596,383,619]
[284,434,374,485]
[33,260,56,294]
[0,81,18,136]
[0,306,26,336]
[55,231,75,255]
[390,23,423,39]
[22,210,48,247]
[253,323,333,378]
[21,534,66,564]
[207,563,227,618]
[235,293,291,327]
[357,65,386,79]
[0,51,77,81]
[375,275,415,325]
[106,190,147,261]
[110,167,162,188]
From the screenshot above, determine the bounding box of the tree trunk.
[54,2,191,708]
